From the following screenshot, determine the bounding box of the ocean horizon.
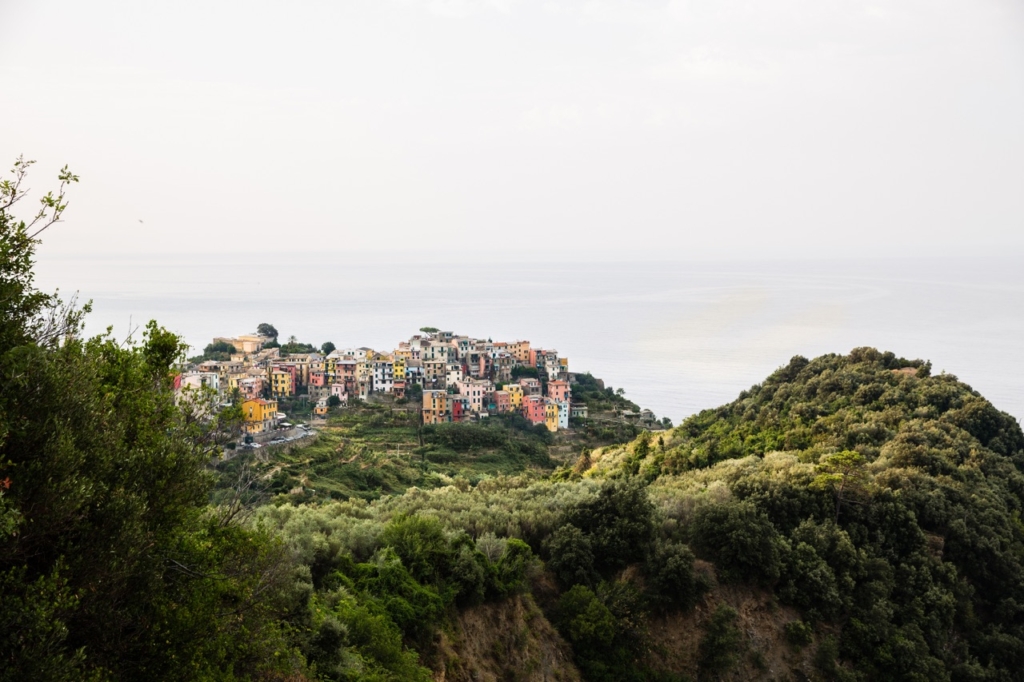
[36,252,1024,426]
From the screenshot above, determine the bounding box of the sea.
[34,254,1024,426]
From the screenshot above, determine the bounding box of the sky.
[1,0,1023,260]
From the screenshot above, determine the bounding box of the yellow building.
[508,340,531,364]
[506,383,524,410]
[393,357,406,381]
[227,373,248,392]
[422,389,449,424]
[545,400,559,432]
[242,398,278,433]
[271,370,293,397]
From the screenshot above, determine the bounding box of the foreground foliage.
[1,161,303,680]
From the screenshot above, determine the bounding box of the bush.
[644,540,707,611]
[377,514,453,586]
[690,501,784,584]
[562,479,656,577]
[545,524,598,588]
[784,620,814,648]
[698,604,742,676]
[493,538,534,597]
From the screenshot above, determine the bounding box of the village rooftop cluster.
[179,329,589,435]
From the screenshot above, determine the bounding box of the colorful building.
[548,380,570,403]
[242,398,278,433]
[236,376,263,401]
[508,340,531,364]
[373,358,394,393]
[491,390,511,413]
[518,377,541,396]
[313,398,329,417]
[545,400,560,432]
[270,368,294,397]
[451,396,465,423]
[456,378,493,413]
[522,395,546,425]
[423,389,449,424]
[506,383,523,410]
[330,383,348,402]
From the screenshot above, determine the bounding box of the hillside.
[214,390,650,506]
[249,348,1024,682]
[585,348,1024,680]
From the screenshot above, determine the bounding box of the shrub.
[562,479,656,577]
[698,604,742,676]
[690,501,784,584]
[784,620,814,648]
[644,540,707,611]
[545,524,598,588]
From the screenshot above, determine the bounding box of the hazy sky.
[2,0,1022,259]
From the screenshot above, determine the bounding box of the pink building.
[492,390,510,413]
[521,395,546,424]
[547,380,570,403]
[272,363,299,390]
[336,360,357,394]
[309,370,326,388]
[237,377,263,401]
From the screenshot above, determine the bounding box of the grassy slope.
[215,401,570,503]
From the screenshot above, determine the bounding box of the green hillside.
[589,348,1024,680]
[248,348,1024,681]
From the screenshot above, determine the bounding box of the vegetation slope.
[5,161,1024,682]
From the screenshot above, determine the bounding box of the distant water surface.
[35,255,1024,425]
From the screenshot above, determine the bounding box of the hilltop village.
[178,327,664,437]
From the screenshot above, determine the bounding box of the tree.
[0,156,79,352]
[545,524,598,588]
[321,341,336,355]
[561,479,656,577]
[256,323,278,339]
[811,450,870,522]
[419,327,439,334]
[0,159,302,680]
[327,394,341,407]
[691,501,784,584]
